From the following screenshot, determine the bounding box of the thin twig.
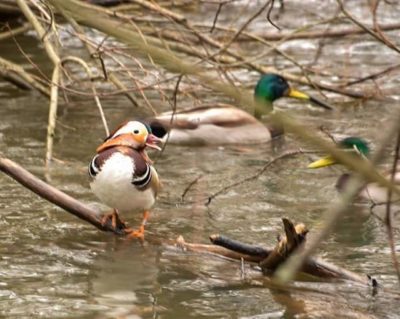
[336,0,400,54]
[385,131,400,284]
[208,0,272,59]
[181,175,204,202]
[196,21,400,41]
[17,0,60,65]
[53,2,140,107]
[45,66,60,170]
[115,0,370,98]
[62,56,109,136]
[344,63,400,87]
[371,0,400,54]
[266,0,280,30]
[206,149,306,206]
[210,2,224,33]
[155,74,183,162]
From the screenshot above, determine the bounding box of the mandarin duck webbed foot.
[100,208,127,231]
[124,210,149,241]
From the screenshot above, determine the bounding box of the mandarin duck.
[89,120,161,239]
[308,137,400,203]
[148,74,332,145]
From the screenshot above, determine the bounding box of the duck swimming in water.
[308,137,400,204]
[149,74,332,145]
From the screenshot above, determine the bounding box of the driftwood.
[0,156,377,286]
[208,223,375,286]
[259,219,308,275]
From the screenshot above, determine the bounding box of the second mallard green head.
[308,137,370,169]
[253,74,332,118]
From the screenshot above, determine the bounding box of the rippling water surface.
[1,1,400,318]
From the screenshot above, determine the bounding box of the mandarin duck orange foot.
[89,120,162,239]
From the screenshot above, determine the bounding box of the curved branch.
[0,157,125,235]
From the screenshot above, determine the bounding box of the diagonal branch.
[0,157,125,235]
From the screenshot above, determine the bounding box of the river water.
[1,1,400,318]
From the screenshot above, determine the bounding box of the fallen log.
[0,155,377,286]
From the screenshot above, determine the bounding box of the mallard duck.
[89,120,162,239]
[148,74,332,145]
[308,137,400,203]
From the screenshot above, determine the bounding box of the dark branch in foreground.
[209,220,376,286]
[210,234,269,259]
[0,156,377,286]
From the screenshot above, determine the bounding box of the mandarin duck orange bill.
[89,120,162,239]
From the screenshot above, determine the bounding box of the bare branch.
[385,131,400,284]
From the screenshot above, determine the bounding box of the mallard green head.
[253,74,332,118]
[254,74,291,103]
[308,137,370,169]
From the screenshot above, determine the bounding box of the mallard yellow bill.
[307,137,400,203]
[150,73,333,145]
